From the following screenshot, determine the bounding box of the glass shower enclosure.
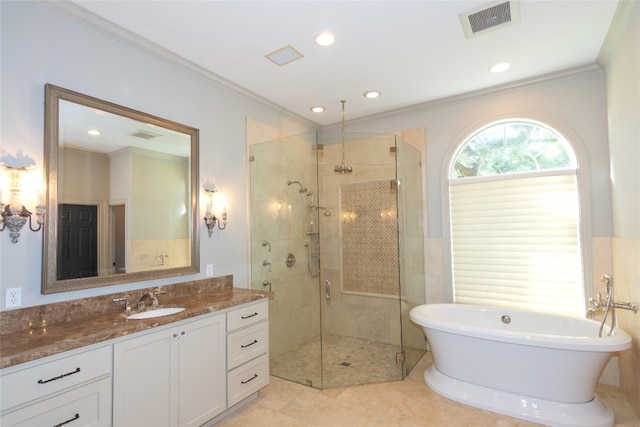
[249,131,426,389]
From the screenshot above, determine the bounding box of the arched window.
[448,120,584,316]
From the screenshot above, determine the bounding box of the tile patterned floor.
[218,352,640,427]
[270,333,423,389]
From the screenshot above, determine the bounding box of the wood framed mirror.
[43,84,199,294]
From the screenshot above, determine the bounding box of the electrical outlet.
[206,264,213,277]
[6,287,21,308]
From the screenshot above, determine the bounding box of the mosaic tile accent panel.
[341,180,400,296]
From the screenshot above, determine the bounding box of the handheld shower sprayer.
[599,273,616,337]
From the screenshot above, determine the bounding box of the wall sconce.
[203,185,227,237]
[0,166,45,243]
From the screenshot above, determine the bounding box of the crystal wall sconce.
[203,184,227,237]
[0,166,45,243]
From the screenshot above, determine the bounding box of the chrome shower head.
[287,180,308,193]
[334,163,353,174]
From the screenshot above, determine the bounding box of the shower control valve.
[285,253,296,268]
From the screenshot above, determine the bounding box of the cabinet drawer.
[1,346,111,411]
[227,353,269,407]
[0,377,111,427]
[227,300,268,332]
[227,322,268,370]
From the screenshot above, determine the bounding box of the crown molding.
[597,0,637,70]
[326,64,603,130]
[42,1,609,133]
[40,0,319,128]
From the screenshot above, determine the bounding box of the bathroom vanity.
[0,277,270,426]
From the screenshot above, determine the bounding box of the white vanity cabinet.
[0,345,112,427]
[226,300,269,407]
[113,313,226,427]
[1,296,270,427]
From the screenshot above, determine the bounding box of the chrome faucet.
[138,291,159,310]
[588,274,638,332]
[587,293,606,317]
[112,297,131,313]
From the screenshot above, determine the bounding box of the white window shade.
[449,172,584,317]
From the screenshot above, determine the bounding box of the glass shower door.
[249,130,426,389]
[395,136,427,377]
[318,132,405,388]
[249,132,323,388]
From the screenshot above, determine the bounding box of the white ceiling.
[66,0,619,127]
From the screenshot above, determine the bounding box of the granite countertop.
[0,276,271,370]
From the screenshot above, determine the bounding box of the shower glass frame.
[249,130,426,389]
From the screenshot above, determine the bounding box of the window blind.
[449,172,583,317]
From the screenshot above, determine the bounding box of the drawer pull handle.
[53,413,79,427]
[241,339,258,348]
[241,374,258,384]
[38,367,81,384]
[241,312,258,319]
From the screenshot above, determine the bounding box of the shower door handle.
[325,279,331,299]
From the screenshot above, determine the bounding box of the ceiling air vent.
[265,45,304,66]
[459,1,520,39]
[131,130,161,140]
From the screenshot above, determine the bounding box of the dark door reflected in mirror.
[58,204,98,279]
[43,84,200,294]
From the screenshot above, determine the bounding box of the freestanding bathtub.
[409,304,632,427]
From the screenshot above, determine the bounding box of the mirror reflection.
[43,84,199,294]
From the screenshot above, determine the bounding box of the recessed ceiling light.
[316,32,335,47]
[87,129,100,136]
[489,62,511,73]
[310,106,325,113]
[364,91,381,99]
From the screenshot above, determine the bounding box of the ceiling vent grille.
[459,1,520,39]
[131,130,161,140]
[265,45,304,66]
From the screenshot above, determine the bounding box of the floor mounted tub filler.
[409,304,632,427]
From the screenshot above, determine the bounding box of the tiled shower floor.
[270,333,424,389]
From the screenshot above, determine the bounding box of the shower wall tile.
[591,237,614,303]
[268,272,320,358]
[612,236,640,417]
[246,118,279,146]
[323,290,402,345]
[425,237,445,303]
[249,121,320,360]
[403,198,425,238]
[405,237,426,276]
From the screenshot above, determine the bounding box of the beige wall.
[603,1,640,417]
[61,147,109,203]
[130,148,189,240]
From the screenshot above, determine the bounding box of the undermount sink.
[126,307,186,320]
